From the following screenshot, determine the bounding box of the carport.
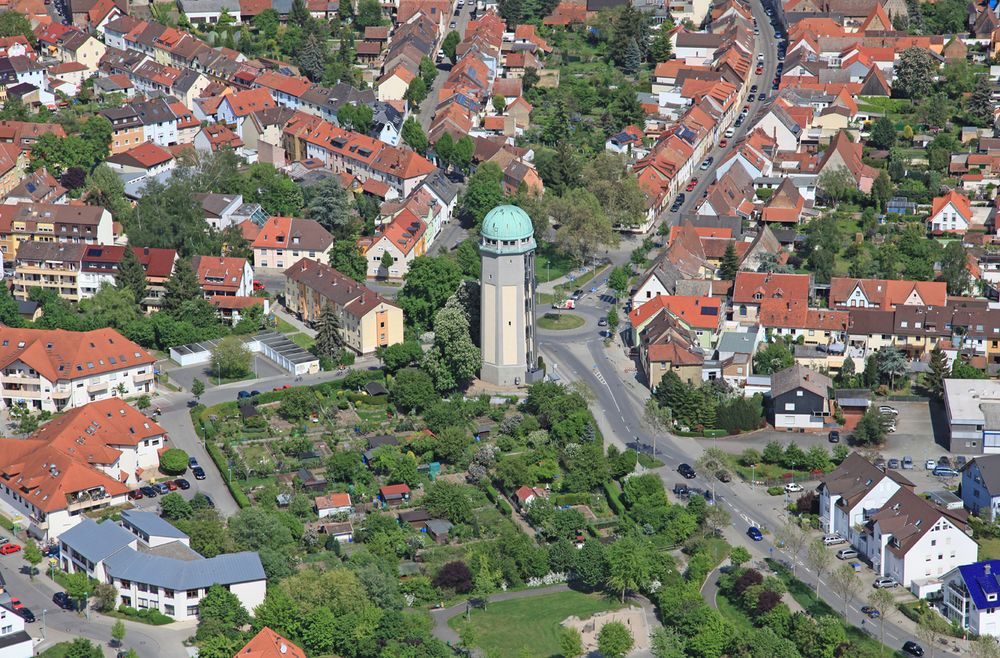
[835,389,872,430]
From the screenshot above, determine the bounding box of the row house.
[758,299,849,347]
[0,203,115,262]
[637,311,705,389]
[253,70,313,110]
[829,277,948,310]
[4,169,67,205]
[732,271,813,324]
[34,23,106,73]
[358,211,427,280]
[100,98,180,153]
[283,258,404,355]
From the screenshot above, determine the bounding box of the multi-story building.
[945,379,1000,454]
[284,258,403,355]
[961,455,1000,521]
[77,246,177,311]
[251,217,332,271]
[942,560,1000,637]
[192,255,254,297]
[0,603,31,658]
[60,511,266,619]
[0,327,156,413]
[0,203,115,261]
[818,452,912,542]
[12,241,84,301]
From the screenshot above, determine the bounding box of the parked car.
[672,484,690,497]
[902,641,924,656]
[678,463,696,479]
[154,483,170,495]
[823,534,847,546]
[860,605,880,619]
[598,317,608,327]
[53,592,74,611]
[747,526,764,541]
[725,127,735,138]
[716,470,732,483]
[16,608,34,623]
[933,467,959,478]
[192,466,207,480]
[925,459,937,470]
[757,93,766,101]
[836,548,858,560]
[784,483,803,493]
[237,390,251,399]
[252,280,265,291]
[127,490,143,500]
[174,478,190,490]
[719,139,728,147]
[0,543,22,555]
[873,576,898,588]
[902,456,914,469]
[879,405,899,416]
[188,457,199,469]
[828,430,840,443]
[139,485,157,497]
[699,157,714,170]
[251,390,261,397]
[887,458,900,469]
[166,480,178,491]
[938,456,951,467]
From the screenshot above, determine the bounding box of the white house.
[0,604,32,658]
[961,455,1000,520]
[314,492,352,518]
[817,452,911,542]
[0,327,156,413]
[929,190,973,235]
[175,0,241,24]
[863,487,977,597]
[60,511,266,621]
[942,560,1000,637]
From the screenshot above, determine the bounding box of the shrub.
[603,481,625,515]
[498,499,512,516]
[159,448,188,475]
[432,561,473,593]
[767,486,784,496]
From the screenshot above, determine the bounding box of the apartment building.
[0,203,115,261]
[192,255,254,297]
[251,217,332,271]
[942,560,1000,638]
[0,327,156,413]
[818,452,913,542]
[283,258,404,355]
[11,241,84,301]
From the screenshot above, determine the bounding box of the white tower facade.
[479,205,536,386]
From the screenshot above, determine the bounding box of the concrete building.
[479,205,536,387]
[59,511,266,620]
[945,379,1000,454]
[943,560,1000,637]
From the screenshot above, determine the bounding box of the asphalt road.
[417,0,474,132]
[658,0,782,231]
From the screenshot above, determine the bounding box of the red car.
[128,490,144,500]
[686,179,698,191]
[252,280,265,291]
[272,384,292,391]
[719,139,728,148]
[8,597,23,610]
[0,544,22,555]
[166,481,178,491]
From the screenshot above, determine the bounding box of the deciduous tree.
[895,47,935,99]
[328,239,367,282]
[401,117,428,154]
[597,621,634,658]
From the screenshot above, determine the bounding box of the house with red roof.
[252,216,332,271]
[254,70,313,110]
[929,190,973,235]
[377,65,415,103]
[358,211,427,280]
[216,88,277,138]
[514,486,548,509]
[761,178,807,224]
[379,484,411,506]
[314,492,352,517]
[543,2,587,26]
[194,123,244,153]
[105,142,175,177]
[236,629,307,658]
[192,255,254,297]
[732,271,812,324]
[817,130,879,195]
[829,278,948,310]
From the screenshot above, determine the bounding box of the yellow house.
[377,66,415,102]
[283,258,404,355]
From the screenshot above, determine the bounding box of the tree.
[775,520,808,574]
[64,571,92,611]
[875,346,907,389]
[606,306,619,337]
[401,117,428,154]
[869,117,897,150]
[405,78,428,105]
[115,247,148,303]
[306,178,353,238]
[22,540,42,580]
[584,153,647,231]
[418,56,437,87]
[597,621,634,658]
[435,132,454,170]
[379,341,423,374]
[649,28,672,63]
[817,167,857,205]
[111,619,126,647]
[64,639,102,658]
[719,243,739,281]
[163,259,201,315]
[278,387,317,420]
[805,539,833,594]
[867,588,896,651]
[460,162,505,225]
[925,346,948,399]
[605,535,653,602]
[160,448,189,475]
[559,626,583,658]
[390,367,438,413]
[298,32,327,81]
[356,0,385,26]
[753,342,794,375]
[329,239,367,282]
[161,491,194,521]
[970,75,995,127]
[433,561,473,593]
[971,636,1000,658]
[940,240,970,295]
[314,303,344,361]
[650,628,686,658]
[198,584,251,638]
[337,103,374,134]
[623,37,642,75]
[895,47,935,99]
[442,30,461,63]
[423,480,472,523]
[854,407,891,446]
[421,306,481,392]
[916,621,942,658]
[192,378,205,398]
[240,163,304,216]
[829,562,860,621]
[730,546,751,569]
[550,188,614,265]
[492,94,507,114]
[871,168,892,210]
[0,12,36,45]
[398,255,463,331]
[210,336,252,380]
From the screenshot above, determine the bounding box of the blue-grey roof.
[959,561,1000,611]
[59,519,135,565]
[717,331,757,354]
[121,510,189,540]
[104,550,265,590]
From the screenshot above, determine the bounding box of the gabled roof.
[0,328,154,384]
[237,629,307,658]
[829,278,948,310]
[770,363,832,399]
[870,486,970,558]
[820,452,912,508]
[732,272,811,304]
[931,190,973,221]
[252,216,331,251]
[221,88,276,117]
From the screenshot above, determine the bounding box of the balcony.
[87,380,108,393]
[1,372,38,384]
[1,388,42,399]
[51,389,71,400]
[133,372,154,384]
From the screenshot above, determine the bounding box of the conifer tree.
[115,247,147,303]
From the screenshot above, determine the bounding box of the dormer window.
[989,593,998,602]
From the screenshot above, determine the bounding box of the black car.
[678,463,696,479]
[139,485,157,498]
[174,478,191,490]
[16,608,34,623]
[673,483,690,497]
[749,84,758,93]
[757,93,766,101]
[251,390,261,397]
[828,430,840,443]
[192,466,207,480]
[53,592,74,611]
[902,641,924,656]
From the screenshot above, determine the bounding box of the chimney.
[987,564,993,576]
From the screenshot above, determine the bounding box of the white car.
[784,483,803,493]
[925,459,937,470]
[879,405,898,416]
[724,127,735,138]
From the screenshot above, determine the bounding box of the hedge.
[603,481,625,516]
[205,441,251,508]
[497,499,512,516]
[115,605,172,625]
[484,484,500,504]
[347,392,389,406]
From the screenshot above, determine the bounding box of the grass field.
[535,243,578,283]
[978,537,1000,560]
[38,643,71,658]
[537,313,585,330]
[288,332,315,349]
[716,593,755,632]
[448,590,622,656]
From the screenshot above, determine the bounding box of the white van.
[836,548,858,560]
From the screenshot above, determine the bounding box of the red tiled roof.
[732,272,811,304]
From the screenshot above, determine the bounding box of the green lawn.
[535,242,578,284]
[716,592,755,632]
[38,643,72,658]
[979,537,1000,560]
[448,590,623,656]
[537,313,585,330]
[288,332,315,349]
[274,317,298,334]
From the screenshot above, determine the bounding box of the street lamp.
[751,464,756,491]
[41,609,46,639]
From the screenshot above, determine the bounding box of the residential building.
[358,213,427,279]
[961,455,1000,521]
[929,190,973,235]
[818,452,912,541]
[945,378,1000,454]
[942,560,1000,637]
[768,363,833,430]
[4,169,67,205]
[732,272,812,324]
[191,255,253,297]
[0,203,115,261]
[12,241,84,302]
[59,511,266,619]
[863,487,976,597]
[236,629,307,658]
[829,278,948,310]
[315,492,352,517]
[283,258,404,355]
[251,216,332,271]
[0,327,156,413]
[0,603,31,658]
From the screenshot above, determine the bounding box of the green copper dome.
[481,205,534,241]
